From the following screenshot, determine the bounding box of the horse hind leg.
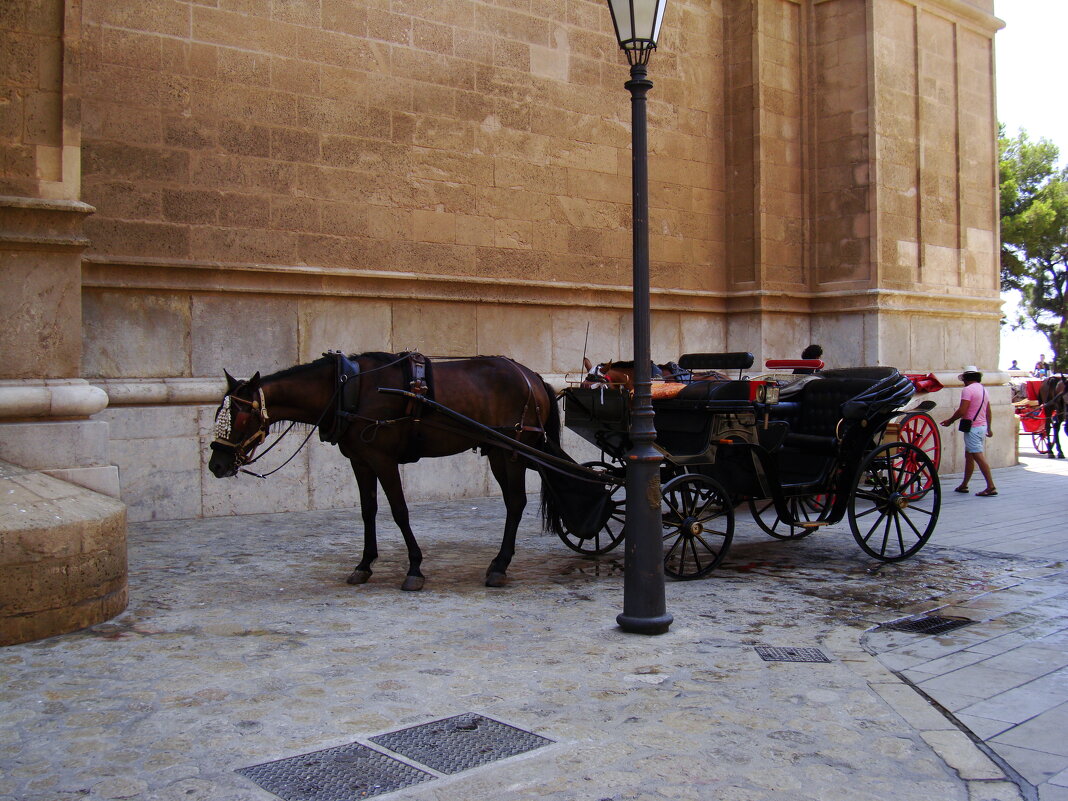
[485,451,528,588]
[373,461,425,591]
[346,462,379,585]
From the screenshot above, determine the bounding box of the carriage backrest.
[677,352,754,371]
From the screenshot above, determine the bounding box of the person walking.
[940,366,997,496]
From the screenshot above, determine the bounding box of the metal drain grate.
[236,741,433,801]
[880,615,974,635]
[369,713,552,774]
[755,646,831,663]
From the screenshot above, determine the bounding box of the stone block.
[99,404,200,441]
[476,306,552,372]
[110,435,202,522]
[298,298,394,362]
[412,210,456,244]
[392,301,477,356]
[679,314,727,358]
[0,250,82,379]
[191,295,299,379]
[550,309,622,375]
[83,290,192,379]
[0,420,111,471]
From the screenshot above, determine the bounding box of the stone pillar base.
[0,461,127,647]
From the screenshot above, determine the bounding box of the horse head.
[208,370,268,478]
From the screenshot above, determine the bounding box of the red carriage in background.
[1014,378,1057,455]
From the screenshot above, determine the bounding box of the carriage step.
[798,521,828,529]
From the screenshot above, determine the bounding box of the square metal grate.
[755,646,832,663]
[236,741,434,801]
[369,713,552,774]
[880,615,974,635]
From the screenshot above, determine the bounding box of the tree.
[1000,127,1068,372]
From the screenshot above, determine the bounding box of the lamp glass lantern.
[607,0,667,64]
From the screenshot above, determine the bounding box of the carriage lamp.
[606,0,673,635]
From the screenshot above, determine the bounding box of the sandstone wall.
[5,0,1006,520]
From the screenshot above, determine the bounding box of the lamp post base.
[616,611,674,635]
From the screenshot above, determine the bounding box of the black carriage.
[559,353,942,579]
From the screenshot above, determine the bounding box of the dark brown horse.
[208,352,572,590]
[1039,374,1066,459]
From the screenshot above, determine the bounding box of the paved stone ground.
[1,446,1065,801]
[865,445,1068,801]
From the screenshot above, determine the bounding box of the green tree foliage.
[1000,127,1068,371]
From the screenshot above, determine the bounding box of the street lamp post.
[606,0,672,635]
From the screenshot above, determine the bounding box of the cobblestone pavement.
[1,448,1065,801]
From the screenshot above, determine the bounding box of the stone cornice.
[0,196,95,251]
[83,255,1003,319]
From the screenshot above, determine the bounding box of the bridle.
[212,384,271,470]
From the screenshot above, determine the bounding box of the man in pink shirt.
[940,366,996,496]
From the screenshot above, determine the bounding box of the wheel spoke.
[863,511,888,543]
[878,514,892,556]
[900,509,924,539]
[687,537,704,573]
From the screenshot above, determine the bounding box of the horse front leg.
[485,451,528,588]
[374,461,425,591]
[346,461,380,585]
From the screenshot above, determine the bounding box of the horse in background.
[207,352,592,590]
[581,357,728,392]
[1039,374,1066,459]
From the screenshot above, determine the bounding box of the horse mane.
[264,356,332,383]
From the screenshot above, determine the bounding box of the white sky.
[994,0,1068,370]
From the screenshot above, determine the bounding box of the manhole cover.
[755,646,831,663]
[880,615,974,635]
[369,713,552,774]
[236,741,433,801]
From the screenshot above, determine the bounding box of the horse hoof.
[485,571,507,588]
[401,575,425,592]
[346,569,372,585]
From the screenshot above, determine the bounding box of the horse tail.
[536,383,614,539]
[537,381,569,537]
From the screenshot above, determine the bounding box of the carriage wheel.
[661,474,734,580]
[849,443,940,561]
[1032,430,1051,455]
[898,412,941,486]
[748,495,830,540]
[557,461,626,555]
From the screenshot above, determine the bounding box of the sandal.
[975,488,998,497]
[953,486,969,493]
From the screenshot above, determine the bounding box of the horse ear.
[248,371,261,388]
[224,370,238,392]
